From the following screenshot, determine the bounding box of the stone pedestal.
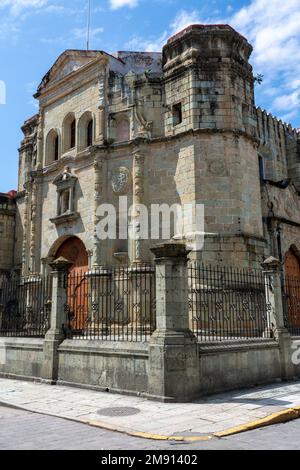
[262,257,294,380]
[148,243,200,402]
[42,257,71,384]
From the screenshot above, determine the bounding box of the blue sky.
[1,0,300,192]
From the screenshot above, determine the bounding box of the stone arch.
[62,112,76,153]
[49,235,89,271]
[284,244,300,331]
[50,236,89,331]
[77,111,94,151]
[284,244,300,275]
[45,128,60,165]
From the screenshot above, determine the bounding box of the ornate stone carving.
[131,148,145,263]
[93,157,105,266]
[208,160,228,176]
[111,167,131,195]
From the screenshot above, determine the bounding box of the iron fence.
[0,275,52,337]
[189,263,272,342]
[282,275,300,336]
[65,264,156,342]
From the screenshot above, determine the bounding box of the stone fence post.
[148,242,200,402]
[262,256,294,380]
[42,257,71,384]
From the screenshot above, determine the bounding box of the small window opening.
[54,135,59,161]
[172,103,182,126]
[259,156,265,180]
[70,119,76,149]
[87,119,93,147]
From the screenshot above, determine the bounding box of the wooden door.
[285,249,300,328]
[56,237,89,332]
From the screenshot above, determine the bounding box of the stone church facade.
[2,24,300,278]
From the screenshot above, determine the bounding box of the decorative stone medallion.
[111,167,131,195]
[208,160,227,176]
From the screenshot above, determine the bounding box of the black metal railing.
[65,264,156,342]
[189,263,272,342]
[0,275,52,337]
[283,274,300,336]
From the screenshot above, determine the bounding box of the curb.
[214,406,300,437]
[1,400,300,442]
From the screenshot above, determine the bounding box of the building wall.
[12,25,300,275]
[0,194,16,274]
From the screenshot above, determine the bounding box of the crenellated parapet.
[255,107,300,188]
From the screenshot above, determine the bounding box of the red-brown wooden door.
[285,249,300,328]
[56,237,89,331]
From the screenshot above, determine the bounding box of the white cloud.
[110,0,138,10]
[170,10,202,35]
[230,0,300,123]
[125,31,168,52]
[125,9,203,52]
[0,0,48,16]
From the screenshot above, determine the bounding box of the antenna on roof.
[86,0,91,50]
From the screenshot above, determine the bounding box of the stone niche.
[50,166,79,226]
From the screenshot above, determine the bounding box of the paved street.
[1,378,300,438]
[0,405,300,450]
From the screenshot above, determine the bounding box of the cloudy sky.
[1,0,300,191]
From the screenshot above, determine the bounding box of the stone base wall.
[1,335,300,400]
[199,340,282,395]
[0,338,44,380]
[57,340,148,394]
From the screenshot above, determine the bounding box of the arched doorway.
[56,236,88,272]
[55,237,89,333]
[284,247,300,331]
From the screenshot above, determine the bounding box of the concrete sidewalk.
[1,378,300,440]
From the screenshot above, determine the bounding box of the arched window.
[87,119,93,147]
[70,119,76,149]
[45,129,60,165]
[78,112,93,151]
[62,113,76,153]
[54,135,59,161]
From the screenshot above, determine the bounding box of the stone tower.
[163,25,264,265]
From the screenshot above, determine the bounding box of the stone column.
[21,144,33,276]
[130,145,145,264]
[148,242,200,402]
[29,174,38,273]
[98,107,106,144]
[92,157,104,267]
[36,112,44,167]
[42,257,71,384]
[262,256,294,380]
[96,67,108,144]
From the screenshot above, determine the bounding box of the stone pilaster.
[21,144,33,276]
[148,242,200,402]
[36,112,44,167]
[42,257,71,383]
[29,176,37,273]
[92,156,105,267]
[130,145,145,264]
[96,67,108,144]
